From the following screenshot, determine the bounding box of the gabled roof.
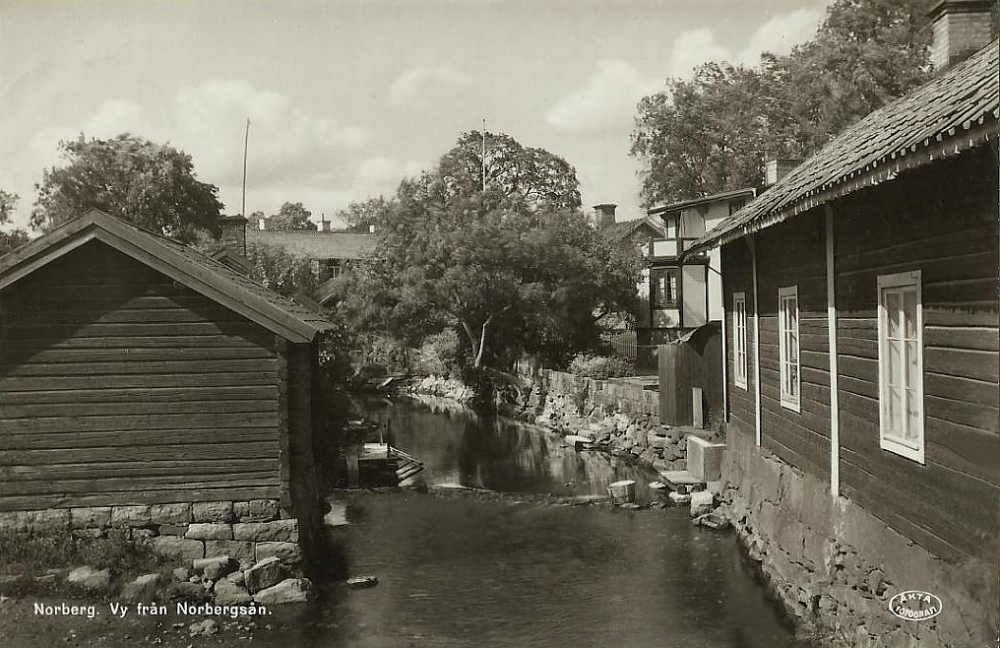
[0,210,334,343]
[602,216,666,242]
[647,188,756,216]
[246,229,375,260]
[686,40,999,255]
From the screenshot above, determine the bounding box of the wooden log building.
[0,209,333,557]
[683,18,999,646]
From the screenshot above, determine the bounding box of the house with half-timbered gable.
[0,209,334,568]
[682,8,998,642]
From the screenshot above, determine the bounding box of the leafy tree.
[247,241,319,302]
[632,0,936,205]
[32,134,223,242]
[0,190,30,257]
[406,131,582,213]
[268,201,316,231]
[246,210,266,231]
[336,196,394,233]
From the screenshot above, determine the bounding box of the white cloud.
[735,8,824,65]
[388,66,472,106]
[545,60,660,134]
[355,156,428,197]
[544,8,823,136]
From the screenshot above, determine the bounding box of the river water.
[297,397,802,647]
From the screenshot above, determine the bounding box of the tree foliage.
[247,241,319,302]
[406,131,582,213]
[268,201,316,231]
[330,132,638,370]
[631,0,936,205]
[32,134,223,242]
[0,190,30,257]
[336,196,394,233]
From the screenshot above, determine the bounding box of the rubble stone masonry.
[722,430,997,647]
[0,499,304,570]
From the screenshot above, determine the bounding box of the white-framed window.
[778,286,800,412]
[733,292,748,389]
[877,271,924,463]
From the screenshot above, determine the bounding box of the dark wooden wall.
[721,239,756,436]
[755,210,832,478]
[0,241,283,511]
[833,147,999,563]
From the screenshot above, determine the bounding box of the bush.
[413,330,462,377]
[568,353,635,379]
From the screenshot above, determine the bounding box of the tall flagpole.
[242,117,251,218]
[481,118,486,193]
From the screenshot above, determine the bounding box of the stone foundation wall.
[514,368,689,471]
[0,499,303,570]
[722,429,997,647]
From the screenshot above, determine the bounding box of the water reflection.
[365,396,661,501]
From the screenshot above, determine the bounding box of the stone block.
[185,523,233,540]
[70,507,111,529]
[72,528,106,540]
[255,541,303,565]
[686,436,725,482]
[0,511,29,534]
[252,578,313,604]
[28,509,71,532]
[67,566,110,592]
[233,499,280,523]
[111,505,151,527]
[121,573,160,603]
[149,536,204,562]
[158,524,188,536]
[192,501,233,523]
[193,556,237,580]
[213,578,252,605]
[150,503,191,525]
[132,528,157,541]
[689,490,714,517]
[244,556,285,593]
[233,519,298,543]
[204,540,255,563]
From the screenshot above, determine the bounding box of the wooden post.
[749,235,762,447]
[692,387,704,429]
[825,205,841,499]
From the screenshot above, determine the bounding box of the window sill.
[779,396,800,413]
[880,437,925,464]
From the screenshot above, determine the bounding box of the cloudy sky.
[0,0,831,230]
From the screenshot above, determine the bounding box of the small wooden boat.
[347,576,379,589]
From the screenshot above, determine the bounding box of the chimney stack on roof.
[220,215,248,261]
[764,159,801,187]
[320,213,330,232]
[592,203,617,229]
[928,0,993,72]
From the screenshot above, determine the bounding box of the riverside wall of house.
[723,430,996,647]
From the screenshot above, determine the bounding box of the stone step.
[658,470,705,494]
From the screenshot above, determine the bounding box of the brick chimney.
[928,0,993,72]
[219,215,248,260]
[764,159,801,187]
[592,203,617,228]
[320,213,330,232]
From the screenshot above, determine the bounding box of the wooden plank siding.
[831,148,1000,562]
[754,210,832,477]
[721,239,756,436]
[0,241,283,511]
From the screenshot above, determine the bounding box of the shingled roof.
[602,216,666,242]
[686,40,999,255]
[0,210,335,343]
[246,229,375,260]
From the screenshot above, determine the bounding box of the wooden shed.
[0,210,333,554]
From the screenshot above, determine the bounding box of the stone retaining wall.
[722,429,996,647]
[514,368,688,471]
[0,499,303,570]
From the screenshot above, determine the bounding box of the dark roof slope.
[246,229,375,260]
[602,216,665,242]
[687,40,999,254]
[648,188,756,216]
[0,210,334,343]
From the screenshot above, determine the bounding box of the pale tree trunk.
[460,315,494,369]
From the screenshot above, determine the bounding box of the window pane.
[904,289,918,340]
[887,338,901,385]
[885,291,900,339]
[887,386,903,438]
[789,364,798,396]
[905,389,921,442]
[905,340,919,391]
